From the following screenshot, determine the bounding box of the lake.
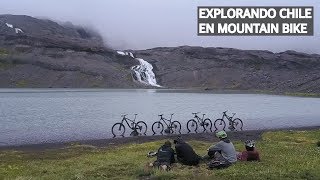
[0,89,319,146]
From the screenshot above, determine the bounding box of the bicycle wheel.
[187,119,198,133]
[152,121,164,135]
[171,121,181,134]
[135,121,148,135]
[232,118,243,131]
[203,118,213,132]
[112,123,125,137]
[214,119,226,131]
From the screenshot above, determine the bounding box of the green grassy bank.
[1,130,319,180]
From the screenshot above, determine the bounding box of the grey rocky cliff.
[1,14,320,93]
[0,14,141,88]
[134,46,320,93]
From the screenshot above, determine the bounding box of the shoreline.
[1,126,319,151]
[0,88,319,98]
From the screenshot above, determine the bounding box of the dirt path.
[1,126,319,151]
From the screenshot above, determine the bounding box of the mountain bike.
[214,111,243,131]
[111,114,147,137]
[151,114,181,135]
[186,112,212,133]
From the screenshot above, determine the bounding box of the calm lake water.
[0,89,319,146]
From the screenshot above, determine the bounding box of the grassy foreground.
[1,130,320,180]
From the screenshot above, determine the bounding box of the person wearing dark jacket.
[149,141,175,170]
[174,137,201,166]
[157,141,175,164]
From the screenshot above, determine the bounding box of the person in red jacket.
[237,140,260,161]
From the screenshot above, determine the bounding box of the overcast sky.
[0,0,319,54]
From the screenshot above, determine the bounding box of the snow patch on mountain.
[116,51,126,56]
[15,28,23,33]
[3,22,23,33]
[5,23,13,28]
[117,51,134,58]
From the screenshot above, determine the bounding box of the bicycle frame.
[121,115,137,129]
[193,114,205,123]
[222,112,235,122]
[159,115,173,127]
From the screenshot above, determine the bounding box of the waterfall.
[117,51,161,87]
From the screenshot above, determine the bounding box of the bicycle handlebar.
[121,114,137,120]
[169,113,174,120]
[158,113,174,118]
[133,114,138,120]
[223,111,236,118]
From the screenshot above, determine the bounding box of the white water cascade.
[117,51,161,87]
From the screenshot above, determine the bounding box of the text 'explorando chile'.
[197,7,314,36]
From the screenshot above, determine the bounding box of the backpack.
[157,146,174,163]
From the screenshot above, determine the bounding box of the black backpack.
[157,145,174,163]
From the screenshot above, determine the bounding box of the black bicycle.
[111,114,147,137]
[214,111,243,131]
[186,112,212,133]
[151,114,181,135]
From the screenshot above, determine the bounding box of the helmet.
[245,140,255,148]
[216,131,227,139]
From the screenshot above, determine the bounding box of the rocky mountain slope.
[1,14,320,93]
[0,14,141,88]
[134,47,320,93]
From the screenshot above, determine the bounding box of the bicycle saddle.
[192,112,200,115]
[158,114,164,116]
[121,114,128,117]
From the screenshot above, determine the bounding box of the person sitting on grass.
[147,141,175,171]
[174,137,201,166]
[206,130,237,169]
[237,140,260,161]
